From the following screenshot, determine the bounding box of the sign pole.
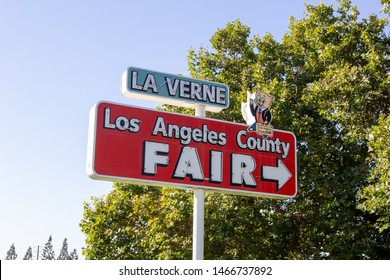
[193,105,205,260]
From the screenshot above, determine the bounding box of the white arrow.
[262,159,292,191]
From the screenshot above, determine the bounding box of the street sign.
[121,66,229,112]
[87,101,297,199]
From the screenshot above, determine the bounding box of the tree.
[69,249,79,260]
[41,236,55,260]
[23,246,33,260]
[81,0,389,259]
[381,0,390,14]
[57,238,69,260]
[81,184,192,259]
[5,243,17,260]
[358,114,390,233]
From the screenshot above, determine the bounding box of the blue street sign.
[121,66,229,112]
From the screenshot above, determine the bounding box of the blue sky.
[0,0,386,259]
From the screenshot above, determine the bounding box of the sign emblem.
[241,89,274,137]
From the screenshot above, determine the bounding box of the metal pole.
[193,105,205,260]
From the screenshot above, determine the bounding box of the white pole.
[193,105,206,260]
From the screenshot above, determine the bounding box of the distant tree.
[23,246,33,260]
[41,236,55,260]
[57,238,69,260]
[5,243,17,260]
[69,249,79,260]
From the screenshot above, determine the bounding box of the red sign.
[87,101,297,199]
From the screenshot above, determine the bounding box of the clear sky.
[0,0,386,260]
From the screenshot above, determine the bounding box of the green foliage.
[81,184,193,259]
[358,114,390,233]
[382,0,390,14]
[81,0,390,259]
[187,19,257,122]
